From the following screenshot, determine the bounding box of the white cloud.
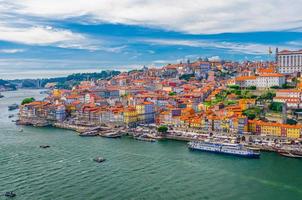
[141,38,302,55]
[5,0,302,34]
[208,56,221,61]
[141,38,272,55]
[0,24,99,50]
[0,49,25,53]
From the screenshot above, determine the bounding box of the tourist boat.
[93,157,106,163]
[4,191,16,198]
[8,103,18,111]
[39,145,50,149]
[188,141,260,158]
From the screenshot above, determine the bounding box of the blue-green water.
[0,90,302,200]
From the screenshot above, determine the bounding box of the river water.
[0,89,302,200]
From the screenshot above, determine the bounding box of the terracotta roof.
[235,76,257,81]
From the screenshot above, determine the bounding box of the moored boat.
[79,130,98,137]
[188,141,260,158]
[8,103,19,111]
[134,136,157,142]
[279,152,302,158]
[277,149,302,158]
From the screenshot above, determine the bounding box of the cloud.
[4,0,302,34]
[0,24,99,50]
[141,38,273,55]
[0,49,25,53]
[208,56,221,61]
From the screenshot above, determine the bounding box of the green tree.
[286,118,297,125]
[243,107,261,120]
[259,91,276,101]
[269,102,283,112]
[21,97,35,105]
[169,92,176,96]
[158,125,168,133]
[228,85,240,90]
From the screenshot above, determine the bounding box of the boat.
[39,145,50,149]
[93,157,106,163]
[188,141,260,158]
[4,191,16,198]
[134,136,157,142]
[101,131,122,138]
[18,128,23,132]
[277,150,302,158]
[0,93,4,98]
[79,131,98,137]
[101,133,121,138]
[8,103,18,111]
[279,152,302,158]
[8,114,14,118]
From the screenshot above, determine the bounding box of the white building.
[277,49,302,74]
[235,73,285,88]
[273,89,302,108]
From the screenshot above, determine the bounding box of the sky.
[1,0,302,79]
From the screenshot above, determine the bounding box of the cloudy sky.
[1,0,302,79]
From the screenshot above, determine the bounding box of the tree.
[158,125,168,133]
[169,92,176,96]
[269,102,283,112]
[21,97,35,105]
[243,107,261,120]
[228,85,240,90]
[247,86,256,90]
[286,119,297,125]
[258,91,276,101]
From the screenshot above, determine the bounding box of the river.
[0,89,301,200]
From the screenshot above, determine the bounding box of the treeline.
[0,79,17,90]
[42,70,121,89]
[8,70,121,90]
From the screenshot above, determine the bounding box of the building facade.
[277,49,302,74]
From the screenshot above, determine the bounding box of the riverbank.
[16,116,302,158]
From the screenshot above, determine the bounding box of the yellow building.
[123,107,138,125]
[248,120,302,139]
[286,127,301,139]
[260,124,281,137]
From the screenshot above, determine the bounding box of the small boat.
[39,145,50,149]
[0,93,4,98]
[4,191,16,198]
[8,114,14,118]
[93,157,106,163]
[134,136,157,142]
[79,131,98,137]
[278,151,302,158]
[18,129,23,132]
[8,103,19,111]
